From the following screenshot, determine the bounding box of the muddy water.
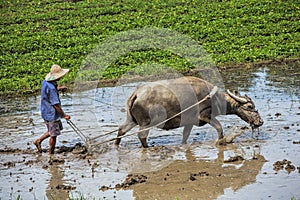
[0,64,300,199]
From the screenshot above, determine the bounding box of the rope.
[92,86,218,146]
[89,128,119,141]
[63,90,126,110]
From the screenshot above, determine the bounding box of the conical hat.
[45,64,69,81]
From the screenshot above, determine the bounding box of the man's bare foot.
[33,140,42,153]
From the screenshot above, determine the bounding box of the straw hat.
[45,64,69,81]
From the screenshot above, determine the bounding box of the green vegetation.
[291,197,300,200]
[1,0,299,94]
[14,194,89,200]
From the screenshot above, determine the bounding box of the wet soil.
[124,150,266,200]
[1,63,300,199]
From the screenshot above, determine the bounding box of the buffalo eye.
[247,104,254,109]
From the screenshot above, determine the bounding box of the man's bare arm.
[53,104,70,120]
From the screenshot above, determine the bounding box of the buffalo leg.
[208,117,224,139]
[182,125,193,144]
[199,116,223,139]
[138,128,149,148]
[115,121,136,146]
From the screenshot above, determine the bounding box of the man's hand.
[57,86,68,93]
[64,114,71,120]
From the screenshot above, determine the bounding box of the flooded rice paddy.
[0,64,300,200]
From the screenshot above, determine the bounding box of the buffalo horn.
[227,90,248,103]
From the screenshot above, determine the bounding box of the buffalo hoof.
[115,138,121,146]
[139,138,148,148]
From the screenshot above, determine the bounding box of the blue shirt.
[40,80,61,121]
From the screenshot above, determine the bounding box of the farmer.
[33,64,71,155]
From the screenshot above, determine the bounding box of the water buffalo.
[115,76,263,147]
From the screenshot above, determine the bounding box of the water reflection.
[222,65,300,97]
[130,142,265,200]
[46,161,69,200]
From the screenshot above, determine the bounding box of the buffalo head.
[227,90,264,129]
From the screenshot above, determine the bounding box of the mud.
[273,159,297,174]
[1,63,300,199]
[125,148,266,200]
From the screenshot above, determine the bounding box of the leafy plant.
[0,0,299,94]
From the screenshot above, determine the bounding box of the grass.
[291,197,300,200]
[14,193,89,200]
[1,0,299,94]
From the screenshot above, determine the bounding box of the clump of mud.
[0,147,35,154]
[48,157,65,165]
[0,143,90,170]
[56,142,88,154]
[55,184,76,191]
[3,161,15,167]
[0,142,89,156]
[224,155,245,163]
[117,174,147,189]
[273,159,296,173]
[100,174,147,191]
